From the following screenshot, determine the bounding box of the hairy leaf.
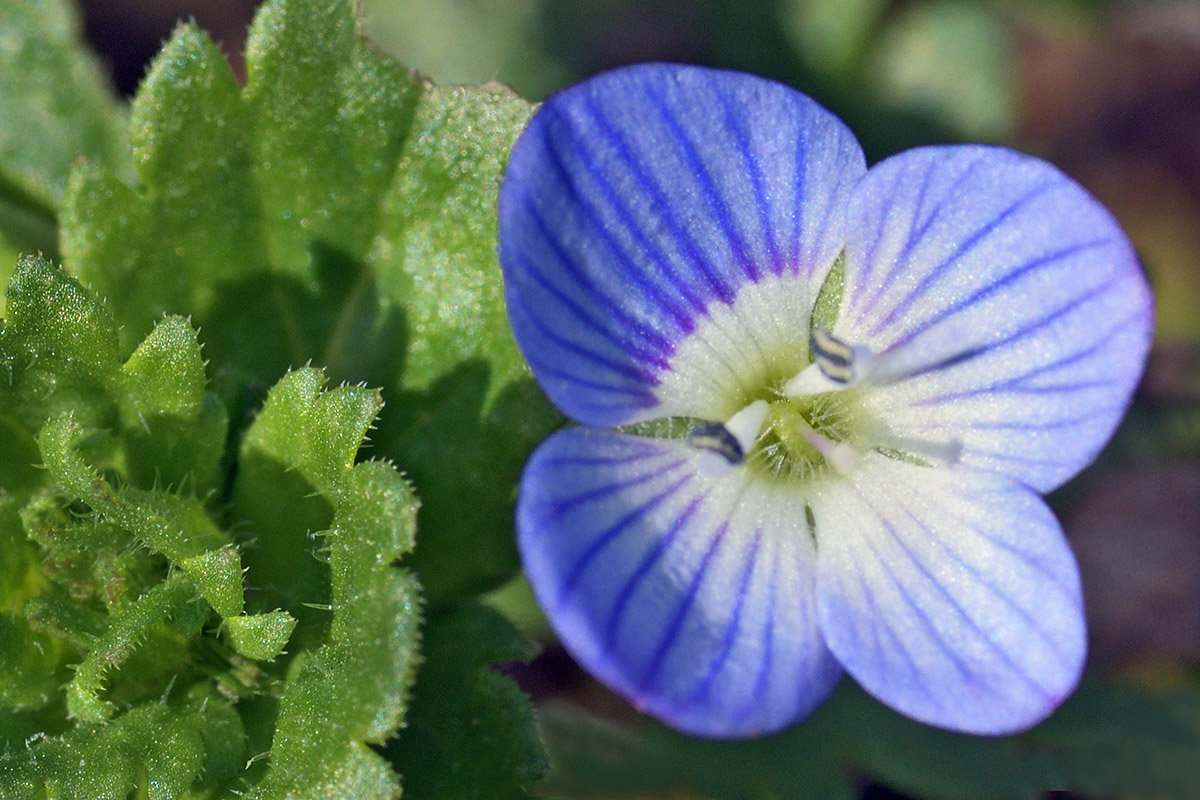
[236,368,422,799]
[61,0,561,605]
[0,0,129,266]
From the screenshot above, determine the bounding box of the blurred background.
[74,0,1200,792]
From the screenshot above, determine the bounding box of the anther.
[691,400,769,478]
[784,328,877,397]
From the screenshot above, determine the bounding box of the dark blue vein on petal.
[951,404,1125,431]
[839,539,942,707]
[605,495,707,648]
[637,523,730,693]
[884,276,1120,384]
[851,155,970,317]
[862,492,1059,699]
[685,528,764,704]
[581,91,735,305]
[537,447,666,471]
[883,238,1112,351]
[741,537,780,718]
[539,111,702,329]
[716,86,780,278]
[551,458,687,517]
[556,471,693,605]
[515,296,660,385]
[788,111,810,272]
[522,355,660,407]
[938,491,1080,599]
[641,82,756,286]
[911,308,1143,406]
[851,168,905,301]
[915,378,1116,408]
[866,180,1057,334]
[896,493,1074,668]
[852,506,976,685]
[519,197,674,369]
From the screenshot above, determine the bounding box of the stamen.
[797,424,858,475]
[690,400,769,479]
[724,400,769,454]
[784,328,877,397]
[866,419,963,467]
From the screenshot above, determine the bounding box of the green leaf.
[386,602,547,800]
[225,610,298,661]
[0,0,129,261]
[362,0,569,99]
[867,1,1015,141]
[38,414,245,619]
[1,702,209,800]
[1,254,120,431]
[61,0,561,604]
[234,368,422,799]
[538,690,856,800]
[119,315,229,495]
[65,571,195,723]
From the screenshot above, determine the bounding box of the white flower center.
[647,264,961,484]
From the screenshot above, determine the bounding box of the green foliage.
[60,0,561,606]
[0,257,426,796]
[235,369,422,799]
[541,678,1200,800]
[0,0,551,793]
[0,0,129,270]
[387,602,549,800]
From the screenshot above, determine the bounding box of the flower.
[498,63,1153,739]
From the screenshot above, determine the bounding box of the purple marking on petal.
[870,495,1060,696]
[519,196,675,365]
[537,448,666,470]
[875,275,1122,393]
[539,107,704,327]
[742,539,780,714]
[881,238,1112,355]
[519,426,840,738]
[842,145,1152,491]
[814,457,1086,733]
[605,496,707,647]
[551,457,687,518]
[842,556,942,706]
[949,404,1126,432]
[850,155,974,318]
[852,518,978,686]
[521,356,660,403]
[579,90,737,305]
[638,523,730,693]
[913,507,1078,666]
[641,82,756,286]
[912,308,1144,406]
[515,299,661,385]
[865,178,1056,333]
[555,472,693,604]
[717,91,780,277]
[685,529,764,703]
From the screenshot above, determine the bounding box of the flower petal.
[499,63,866,425]
[518,427,841,737]
[811,453,1086,734]
[835,145,1152,491]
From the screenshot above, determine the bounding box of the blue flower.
[498,64,1153,738]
